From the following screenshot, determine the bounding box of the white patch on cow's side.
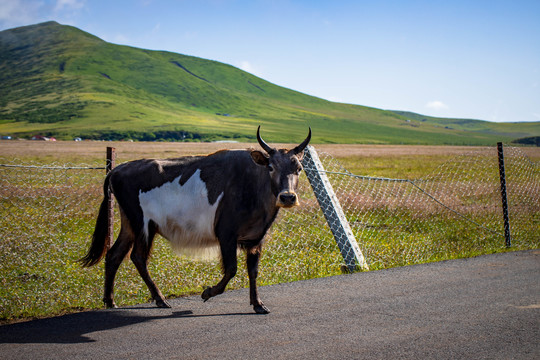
[138,169,223,259]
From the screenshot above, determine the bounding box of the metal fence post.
[106,147,116,250]
[497,142,511,248]
[302,146,369,272]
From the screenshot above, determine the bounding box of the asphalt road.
[1,250,538,359]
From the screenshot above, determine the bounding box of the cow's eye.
[268,164,274,172]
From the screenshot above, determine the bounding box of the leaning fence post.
[302,146,369,272]
[497,142,511,248]
[106,147,116,250]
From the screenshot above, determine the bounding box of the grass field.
[3,139,539,173]
[1,140,538,323]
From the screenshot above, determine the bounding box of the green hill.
[0,21,538,144]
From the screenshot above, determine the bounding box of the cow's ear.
[250,150,269,166]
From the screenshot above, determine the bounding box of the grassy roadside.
[1,141,538,323]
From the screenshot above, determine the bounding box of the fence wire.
[272,145,539,272]
[0,145,538,320]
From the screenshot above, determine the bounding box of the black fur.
[80,128,311,314]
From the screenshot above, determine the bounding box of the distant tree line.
[512,136,540,147]
[83,130,253,142]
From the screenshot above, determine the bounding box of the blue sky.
[1,0,539,123]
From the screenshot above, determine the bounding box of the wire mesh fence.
[0,160,106,319]
[0,144,538,320]
[279,145,539,273]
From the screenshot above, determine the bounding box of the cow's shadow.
[0,307,254,344]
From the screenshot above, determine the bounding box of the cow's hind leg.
[104,219,134,308]
[130,223,170,308]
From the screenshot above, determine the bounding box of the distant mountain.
[1,21,538,144]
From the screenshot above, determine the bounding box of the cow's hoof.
[201,287,212,302]
[253,304,270,314]
[156,299,171,308]
[104,299,117,309]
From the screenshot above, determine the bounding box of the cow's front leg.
[201,239,237,301]
[247,247,269,314]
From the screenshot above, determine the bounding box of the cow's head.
[251,126,311,208]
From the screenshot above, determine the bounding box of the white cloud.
[0,0,86,30]
[425,100,449,110]
[238,60,261,76]
[151,22,160,34]
[112,33,129,44]
[0,0,44,28]
[0,0,20,20]
[54,0,84,11]
[53,0,85,23]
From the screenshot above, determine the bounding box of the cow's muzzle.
[277,191,299,208]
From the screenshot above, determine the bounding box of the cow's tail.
[80,173,112,267]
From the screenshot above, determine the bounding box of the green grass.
[1,144,538,323]
[1,21,539,144]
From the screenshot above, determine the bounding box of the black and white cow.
[80,126,311,314]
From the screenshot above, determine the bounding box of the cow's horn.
[257,126,274,154]
[292,127,312,154]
